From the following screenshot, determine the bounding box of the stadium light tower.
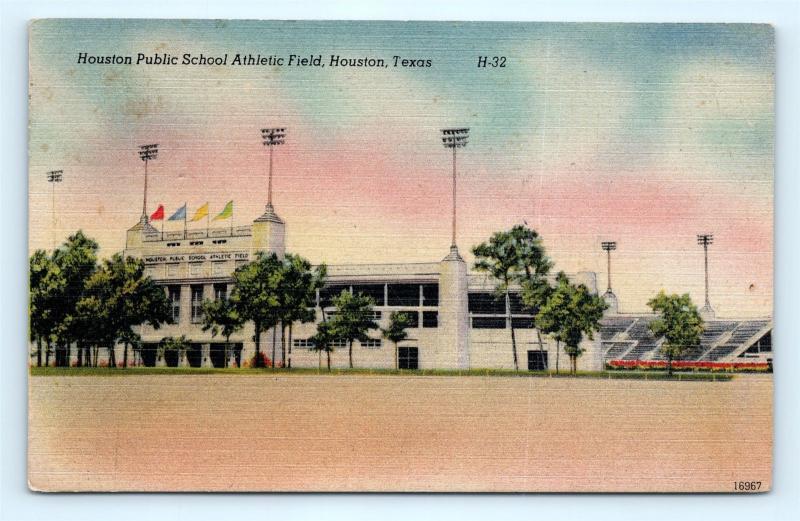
[46,170,63,250]
[601,241,617,294]
[138,144,158,223]
[441,127,469,254]
[261,127,286,211]
[697,233,714,317]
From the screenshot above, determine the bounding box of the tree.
[229,252,283,368]
[328,290,378,369]
[76,254,172,368]
[201,297,245,368]
[50,231,99,367]
[29,250,62,367]
[310,320,337,371]
[382,311,410,370]
[535,272,608,374]
[276,254,327,369]
[473,225,552,371]
[647,291,704,376]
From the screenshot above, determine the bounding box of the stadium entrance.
[398,347,419,370]
[528,350,548,371]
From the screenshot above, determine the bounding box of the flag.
[168,204,186,221]
[150,204,164,221]
[213,200,233,221]
[190,202,209,222]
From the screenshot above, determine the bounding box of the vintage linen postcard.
[28,20,773,492]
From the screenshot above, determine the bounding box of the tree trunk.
[224,335,230,368]
[667,353,673,377]
[254,320,262,368]
[348,340,354,369]
[287,323,293,369]
[108,342,117,368]
[45,339,51,367]
[36,337,42,367]
[506,289,518,371]
[395,342,399,370]
[123,342,129,369]
[77,341,83,367]
[555,339,560,375]
[280,323,286,368]
[327,349,331,372]
[271,326,277,369]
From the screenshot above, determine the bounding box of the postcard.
[28,20,773,492]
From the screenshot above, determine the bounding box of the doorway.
[398,347,419,370]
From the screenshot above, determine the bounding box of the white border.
[2,1,798,520]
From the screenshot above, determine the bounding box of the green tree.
[277,254,327,369]
[50,231,99,367]
[382,311,410,370]
[535,272,608,374]
[473,225,552,371]
[647,291,704,376]
[229,252,283,368]
[201,296,245,368]
[310,320,337,371]
[76,254,172,368]
[328,290,378,369]
[29,250,62,367]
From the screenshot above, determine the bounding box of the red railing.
[607,359,770,372]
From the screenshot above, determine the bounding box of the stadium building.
[121,200,773,371]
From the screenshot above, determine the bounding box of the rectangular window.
[361,339,382,349]
[472,316,506,329]
[422,311,438,328]
[527,350,548,371]
[352,284,385,306]
[330,339,348,348]
[191,285,204,322]
[167,263,179,278]
[388,284,420,306]
[320,284,350,308]
[293,338,316,349]
[468,293,505,314]
[398,347,419,370]
[399,310,419,328]
[509,293,528,314]
[422,283,439,306]
[168,286,181,323]
[213,283,227,301]
[511,317,535,329]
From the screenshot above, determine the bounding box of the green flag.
[212,201,233,221]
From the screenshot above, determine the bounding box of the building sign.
[144,251,250,265]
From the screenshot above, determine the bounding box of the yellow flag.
[190,202,209,222]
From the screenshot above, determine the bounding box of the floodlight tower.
[441,127,469,257]
[138,144,158,223]
[601,241,617,294]
[261,127,286,212]
[697,233,714,318]
[46,170,63,250]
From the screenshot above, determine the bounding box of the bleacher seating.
[703,320,769,361]
[599,317,636,341]
[603,341,634,360]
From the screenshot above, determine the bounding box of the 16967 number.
[734,481,761,492]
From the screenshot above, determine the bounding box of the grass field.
[28,373,770,492]
[29,366,733,381]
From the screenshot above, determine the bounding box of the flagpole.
[230,203,233,236]
[161,217,164,240]
[206,204,209,238]
[184,202,187,239]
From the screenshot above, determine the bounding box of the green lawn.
[29,366,733,381]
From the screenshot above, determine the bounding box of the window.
[388,284,419,306]
[509,293,528,313]
[168,286,181,323]
[368,311,382,321]
[468,293,505,314]
[399,311,419,328]
[422,284,439,306]
[167,263,179,277]
[320,284,350,308]
[189,262,203,277]
[191,285,204,322]
[528,350,548,371]
[472,316,506,329]
[213,283,227,301]
[398,347,419,369]
[423,311,438,328]
[293,338,316,349]
[329,339,348,348]
[352,284,385,306]
[361,339,382,349]
[189,240,204,246]
[511,317,535,329]
[212,239,227,245]
[167,242,181,247]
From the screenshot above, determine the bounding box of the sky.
[28,20,774,317]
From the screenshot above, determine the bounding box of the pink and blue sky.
[28,21,773,316]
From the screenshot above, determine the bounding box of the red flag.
[150,204,164,221]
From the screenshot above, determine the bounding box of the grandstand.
[601,315,772,365]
